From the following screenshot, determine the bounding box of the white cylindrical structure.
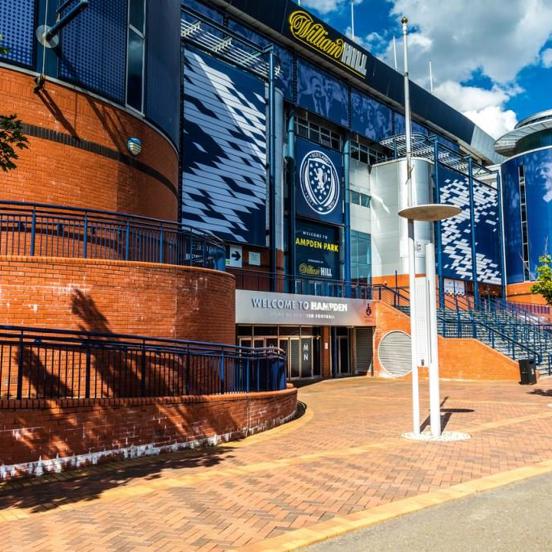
[426,242,441,436]
[402,16,420,435]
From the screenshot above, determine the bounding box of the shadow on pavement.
[0,445,236,515]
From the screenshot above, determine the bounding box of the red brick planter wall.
[0,257,235,344]
[0,67,178,220]
[0,387,298,477]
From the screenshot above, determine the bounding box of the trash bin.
[519,358,537,385]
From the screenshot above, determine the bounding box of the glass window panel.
[127,29,144,111]
[129,0,145,33]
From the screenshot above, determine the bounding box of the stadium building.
[1,0,552,476]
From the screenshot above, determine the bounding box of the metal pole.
[350,0,356,42]
[426,242,441,436]
[433,139,445,309]
[402,17,420,435]
[287,110,297,292]
[268,47,277,291]
[467,156,480,308]
[496,170,507,299]
[344,137,352,298]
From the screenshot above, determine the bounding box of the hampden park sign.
[236,290,375,326]
[288,10,368,77]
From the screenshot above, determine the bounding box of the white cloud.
[378,0,552,138]
[542,48,552,68]
[299,0,364,15]
[433,81,519,138]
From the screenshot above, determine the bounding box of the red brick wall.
[373,301,519,381]
[0,388,298,474]
[0,67,178,220]
[0,257,235,344]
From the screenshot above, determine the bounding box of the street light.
[398,17,461,439]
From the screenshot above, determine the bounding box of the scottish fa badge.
[300,150,340,215]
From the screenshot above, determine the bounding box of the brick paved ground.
[0,377,552,551]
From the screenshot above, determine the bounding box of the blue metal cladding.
[350,91,393,142]
[181,46,267,246]
[502,148,552,283]
[439,164,501,284]
[297,60,349,128]
[295,137,344,226]
[59,0,127,103]
[0,0,35,67]
[146,0,180,145]
[227,19,295,101]
[182,0,224,23]
[501,157,524,283]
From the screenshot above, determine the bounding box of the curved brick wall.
[0,67,178,220]
[0,257,235,344]
[0,387,298,477]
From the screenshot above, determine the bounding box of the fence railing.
[0,201,226,271]
[0,326,286,402]
[232,269,374,299]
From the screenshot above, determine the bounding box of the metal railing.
[377,284,544,366]
[0,326,286,402]
[232,269,375,299]
[0,201,226,271]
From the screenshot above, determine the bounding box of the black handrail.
[0,325,287,402]
[0,201,225,270]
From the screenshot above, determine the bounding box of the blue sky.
[298,0,552,138]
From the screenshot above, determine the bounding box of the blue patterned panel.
[182,47,267,246]
[501,157,524,284]
[473,180,501,285]
[297,60,349,128]
[439,165,501,284]
[439,167,473,281]
[0,0,34,67]
[59,0,127,103]
[228,19,294,101]
[351,91,393,142]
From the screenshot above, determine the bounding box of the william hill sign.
[288,10,368,77]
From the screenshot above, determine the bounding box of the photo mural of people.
[351,90,393,141]
[297,60,349,127]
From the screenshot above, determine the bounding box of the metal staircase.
[378,286,552,376]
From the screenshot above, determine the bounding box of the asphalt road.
[303,472,552,552]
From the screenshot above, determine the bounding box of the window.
[126,0,146,112]
[351,230,371,283]
[296,116,341,150]
[351,140,386,166]
[350,190,371,208]
[518,164,530,280]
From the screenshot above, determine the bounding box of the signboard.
[236,290,375,326]
[296,138,343,225]
[226,245,243,268]
[296,221,340,280]
[248,251,261,266]
[288,10,367,77]
[444,278,466,296]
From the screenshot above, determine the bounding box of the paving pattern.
[0,378,552,551]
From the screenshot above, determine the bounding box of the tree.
[0,115,29,172]
[0,35,29,171]
[531,254,552,305]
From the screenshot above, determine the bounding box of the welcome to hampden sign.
[288,10,368,77]
[236,290,375,326]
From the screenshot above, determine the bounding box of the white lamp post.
[398,17,461,438]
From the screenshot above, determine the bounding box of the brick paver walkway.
[1,378,552,551]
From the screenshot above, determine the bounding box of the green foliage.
[0,34,7,56]
[0,115,29,172]
[531,254,552,305]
